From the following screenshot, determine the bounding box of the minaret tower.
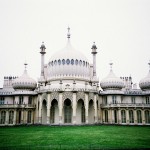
[91,42,97,77]
[40,42,46,77]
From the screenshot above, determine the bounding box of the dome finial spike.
[24,62,28,70]
[67,26,71,39]
[109,61,113,71]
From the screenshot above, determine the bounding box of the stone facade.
[0,30,150,126]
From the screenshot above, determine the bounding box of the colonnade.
[102,108,150,124]
[0,109,34,125]
[37,92,99,125]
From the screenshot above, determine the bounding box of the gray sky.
[0,0,150,88]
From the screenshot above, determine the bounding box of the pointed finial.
[67,26,71,39]
[109,61,113,70]
[91,42,97,49]
[24,62,28,70]
[40,42,46,54]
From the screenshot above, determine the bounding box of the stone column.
[111,109,114,124]
[126,109,129,124]
[134,109,137,125]
[38,95,42,123]
[118,108,121,124]
[72,92,77,124]
[94,94,98,123]
[103,110,105,123]
[13,110,17,125]
[85,93,89,124]
[142,110,145,125]
[59,92,63,124]
[5,110,9,125]
[47,93,51,124]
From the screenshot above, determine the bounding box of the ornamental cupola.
[12,63,37,91]
[100,62,124,90]
[139,60,150,91]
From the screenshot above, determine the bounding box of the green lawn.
[0,125,150,149]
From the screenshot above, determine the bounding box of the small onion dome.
[139,61,150,90]
[100,63,124,90]
[12,66,37,91]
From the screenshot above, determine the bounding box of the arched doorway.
[88,100,94,123]
[77,99,85,124]
[64,99,72,123]
[50,99,59,124]
[42,99,47,124]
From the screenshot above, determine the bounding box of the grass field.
[0,125,150,149]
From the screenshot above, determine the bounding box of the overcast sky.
[0,0,150,88]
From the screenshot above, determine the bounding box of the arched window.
[1,111,6,124]
[129,110,134,123]
[112,96,117,104]
[104,110,108,123]
[75,59,78,65]
[114,110,117,123]
[121,110,126,123]
[79,60,82,66]
[137,110,142,123]
[54,60,57,65]
[51,61,53,66]
[64,99,72,123]
[66,59,70,65]
[62,59,65,65]
[146,97,150,104]
[28,96,32,105]
[71,59,74,65]
[145,110,150,124]
[81,101,85,123]
[27,111,32,123]
[58,59,61,65]
[19,96,23,104]
[83,61,85,66]
[86,62,87,67]
[9,111,14,124]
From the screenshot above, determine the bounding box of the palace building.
[0,28,150,125]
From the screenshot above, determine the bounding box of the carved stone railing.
[101,103,150,108]
[0,104,36,109]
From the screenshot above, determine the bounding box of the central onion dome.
[47,27,90,80]
[100,63,124,90]
[12,63,37,91]
[139,61,150,91]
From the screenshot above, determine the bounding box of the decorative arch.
[88,99,94,123]
[121,110,126,123]
[77,92,85,101]
[42,99,47,124]
[50,99,59,124]
[77,99,85,124]
[63,92,73,102]
[145,110,150,124]
[50,92,59,101]
[88,93,94,101]
[64,99,72,123]
[137,110,142,123]
[41,93,47,103]
[9,110,14,124]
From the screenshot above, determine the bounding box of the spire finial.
[24,62,28,70]
[109,61,113,71]
[67,26,71,39]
